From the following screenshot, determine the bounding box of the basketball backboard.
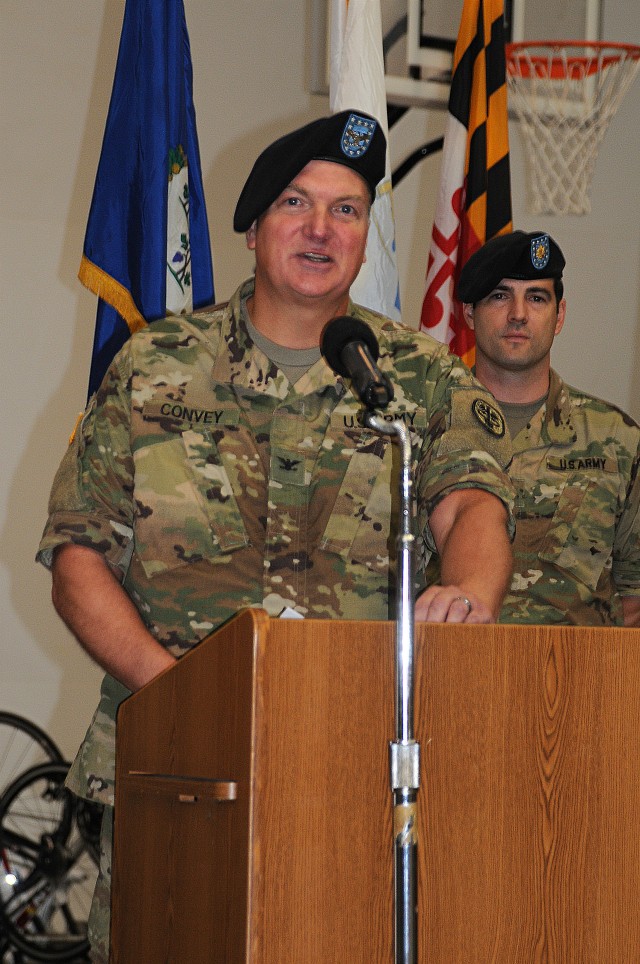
[310,0,603,110]
[399,0,603,107]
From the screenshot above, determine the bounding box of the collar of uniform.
[210,277,346,399]
[541,368,577,445]
[210,278,287,398]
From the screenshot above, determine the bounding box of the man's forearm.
[438,502,513,617]
[417,488,513,623]
[51,543,176,691]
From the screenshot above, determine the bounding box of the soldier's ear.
[246,221,257,250]
[555,298,567,337]
[462,303,475,329]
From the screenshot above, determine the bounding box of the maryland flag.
[419,0,512,366]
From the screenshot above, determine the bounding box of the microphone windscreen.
[320,317,380,376]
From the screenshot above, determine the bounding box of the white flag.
[330,0,401,320]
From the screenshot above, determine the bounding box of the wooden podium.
[111,611,640,962]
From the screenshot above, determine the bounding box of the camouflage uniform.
[38,277,514,960]
[500,369,640,625]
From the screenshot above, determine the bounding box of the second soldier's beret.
[233,110,386,232]
[457,230,566,303]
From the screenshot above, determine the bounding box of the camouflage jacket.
[38,278,514,804]
[500,368,640,625]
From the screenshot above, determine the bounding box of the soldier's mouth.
[302,252,331,263]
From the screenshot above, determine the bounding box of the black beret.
[233,110,386,232]
[457,230,566,303]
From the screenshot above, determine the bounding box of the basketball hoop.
[506,41,640,215]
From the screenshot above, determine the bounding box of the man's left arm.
[621,596,640,628]
[415,488,513,624]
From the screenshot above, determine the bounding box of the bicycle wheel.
[0,762,97,962]
[0,713,63,795]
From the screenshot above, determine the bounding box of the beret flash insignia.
[341,113,377,158]
[472,398,506,437]
[531,234,550,270]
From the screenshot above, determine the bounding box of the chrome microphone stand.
[364,410,419,964]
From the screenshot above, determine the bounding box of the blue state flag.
[79,0,214,398]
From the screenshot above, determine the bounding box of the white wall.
[1,0,639,757]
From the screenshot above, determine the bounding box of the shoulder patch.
[472,398,506,437]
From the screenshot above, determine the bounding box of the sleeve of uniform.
[612,441,640,596]
[411,348,516,554]
[36,350,136,581]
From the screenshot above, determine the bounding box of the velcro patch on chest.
[330,407,427,432]
[546,455,617,473]
[270,448,307,485]
[142,400,241,428]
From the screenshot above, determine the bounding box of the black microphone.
[321,317,394,409]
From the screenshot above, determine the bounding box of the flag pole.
[365,411,419,964]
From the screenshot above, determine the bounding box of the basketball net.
[506,41,640,215]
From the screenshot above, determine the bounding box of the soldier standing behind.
[458,230,640,626]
